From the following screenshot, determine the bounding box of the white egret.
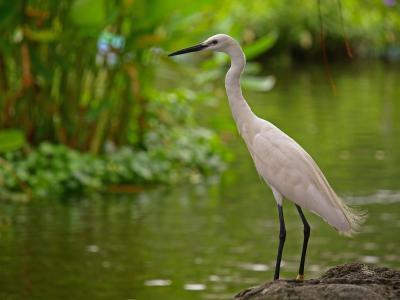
[169,34,366,280]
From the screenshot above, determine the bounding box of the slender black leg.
[273,204,286,280]
[295,204,310,280]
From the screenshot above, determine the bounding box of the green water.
[1,61,400,299]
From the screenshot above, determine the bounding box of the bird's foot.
[295,274,304,281]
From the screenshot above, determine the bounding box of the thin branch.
[337,0,353,58]
[318,0,337,96]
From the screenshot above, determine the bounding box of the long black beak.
[168,43,208,57]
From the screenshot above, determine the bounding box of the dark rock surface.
[234,263,400,300]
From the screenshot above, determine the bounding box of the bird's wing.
[248,124,353,232]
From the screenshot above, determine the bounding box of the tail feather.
[304,153,367,236]
[308,158,367,236]
[338,200,368,237]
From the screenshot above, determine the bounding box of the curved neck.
[225,46,254,125]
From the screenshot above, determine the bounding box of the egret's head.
[169,34,237,57]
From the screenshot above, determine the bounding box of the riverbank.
[234,263,400,300]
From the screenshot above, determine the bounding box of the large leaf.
[0,129,26,153]
[69,0,106,29]
[244,31,279,60]
[241,75,276,92]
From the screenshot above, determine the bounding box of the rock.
[234,263,400,300]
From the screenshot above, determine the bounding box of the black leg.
[295,204,310,280]
[274,204,286,280]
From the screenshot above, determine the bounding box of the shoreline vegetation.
[0,130,225,202]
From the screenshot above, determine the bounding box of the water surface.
[1,61,399,300]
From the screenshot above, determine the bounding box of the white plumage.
[249,120,361,234]
[169,33,366,279]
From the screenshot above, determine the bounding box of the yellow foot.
[296,274,304,281]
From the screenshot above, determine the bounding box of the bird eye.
[211,40,218,45]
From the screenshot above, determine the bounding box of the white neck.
[224,45,255,127]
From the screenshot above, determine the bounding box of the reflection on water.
[145,279,172,287]
[1,61,400,300]
[239,263,269,271]
[347,190,400,204]
[184,283,207,291]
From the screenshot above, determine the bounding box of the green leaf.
[69,0,106,29]
[241,75,276,92]
[24,26,59,43]
[244,31,279,60]
[0,129,26,153]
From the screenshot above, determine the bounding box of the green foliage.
[1,143,104,197]
[0,131,224,199]
[231,0,400,57]
[0,129,25,153]
[0,89,225,199]
[241,75,275,92]
[69,0,107,29]
[244,31,279,60]
[0,0,231,151]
